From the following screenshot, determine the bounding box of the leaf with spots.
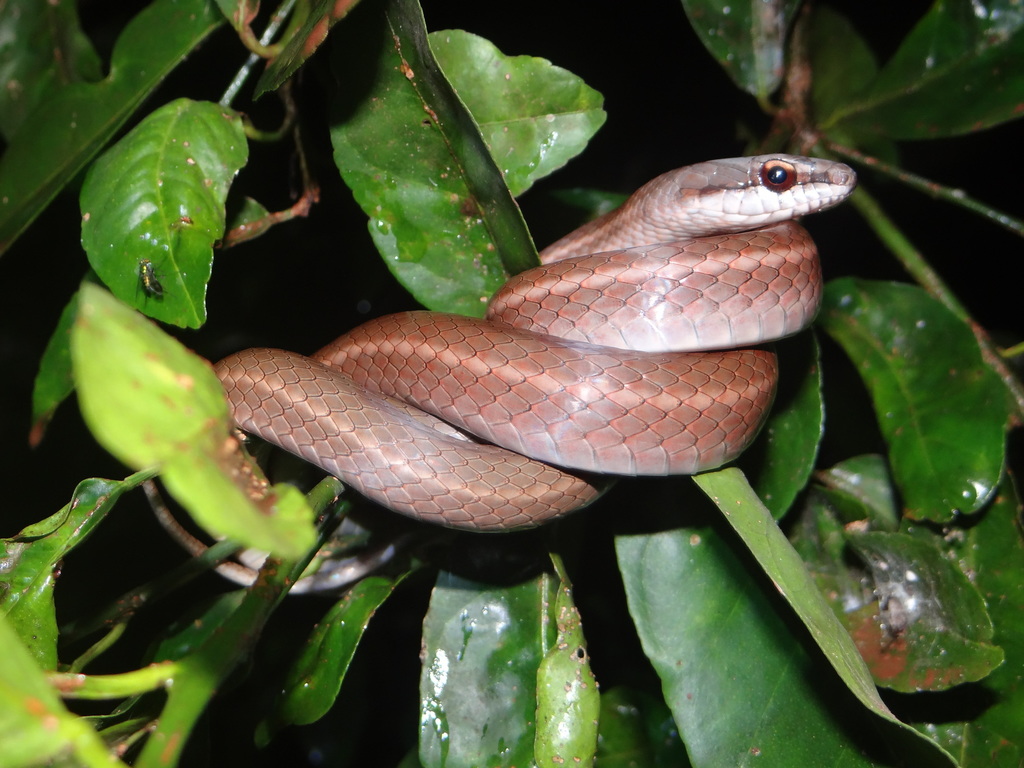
[819,278,1008,521]
[618,473,956,766]
[535,560,599,766]
[0,0,102,140]
[80,99,248,328]
[330,0,581,315]
[0,613,125,768]
[71,283,316,557]
[845,530,1004,693]
[679,0,802,101]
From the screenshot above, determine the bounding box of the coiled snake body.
[215,155,856,530]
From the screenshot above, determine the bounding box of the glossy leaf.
[0,0,102,139]
[816,455,900,531]
[150,591,246,663]
[330,0,539,316]
[80,98,248,328]
[419,571,555,768]
[846,531,1003,692]
[0,0,222,254]
[431,30,606,197]
[740,334,824,519]
[266,574,405,733]
[819,279,1007,521]
[616,493,954,766]
[694,470,898,722]
[935,473,1024,762]
[679,0,801,100]
[1,477,128,668]
[71,283,316,557]
[830,0,1024,139]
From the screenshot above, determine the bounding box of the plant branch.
[827,142,1024,238]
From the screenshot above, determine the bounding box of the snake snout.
[827,162,857,191]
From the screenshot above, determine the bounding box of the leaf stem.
[848,183,1024,421]
[49,661,178,700]
[220,0,297,107]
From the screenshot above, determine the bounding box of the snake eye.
[760,160,797,192]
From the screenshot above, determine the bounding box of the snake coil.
[216,155,856,530]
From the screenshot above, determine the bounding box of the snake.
[215,155,856,531]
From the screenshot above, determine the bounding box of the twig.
[827,142,1024,238]
[220,0,298,107]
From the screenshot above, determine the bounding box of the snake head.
[648,154,857,239]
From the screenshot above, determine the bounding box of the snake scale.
[215,155,856,530]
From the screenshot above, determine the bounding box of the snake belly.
[215,155,856,530]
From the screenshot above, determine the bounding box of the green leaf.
[0,613,125,768]
[80,98,248,328]
[808,6,879,129]
[430,30,605,197]
[819,278,1007,521]
[740,334,824,519]
[930,473,1024,762]
[1,477,128,668]
[616,487,954,766]
[0,0,102,139]
[70,283,316,557]
[419,571,554,768]
[151,591,246,662]
[595,687,690,768]
[264,574,405,735]
[29,291,80,447]
[679,0,801,100]
[329,0,538,316]
[0,0,222,254]
[831,0,1024,138]
[535,565,599,767]
[846,530,1004,692]
[71,283,228,468]
[922,721,1021,768]
[693,471,902,722]
[815,455,900,530]
[255,0,363,97]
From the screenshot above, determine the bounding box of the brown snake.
[215,155,856,531]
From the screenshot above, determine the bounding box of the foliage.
[1,0,1022,766]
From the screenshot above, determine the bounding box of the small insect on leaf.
[138,259,164,298]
